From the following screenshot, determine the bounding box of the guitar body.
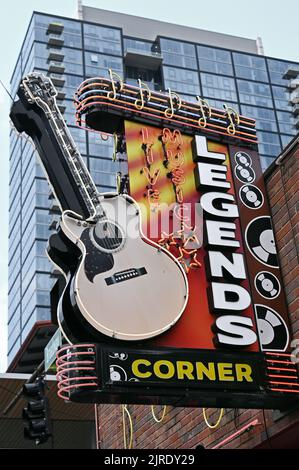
[48,193,189,343]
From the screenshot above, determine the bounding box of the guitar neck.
[10,74,103,220]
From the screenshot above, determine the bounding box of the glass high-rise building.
[7,6,298,371]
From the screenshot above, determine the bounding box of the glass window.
[124,38,155,54]
[10,55,22,98]
[197,46,233,76]
[163,66,200,95]
[83,24,122,55]
[281,134,295,148]
[276,111,295,134]
[260,155,275,171]
[8,338,21,364]
[89,156,116,173]
[84,53,123,78]
[237,80,273,108]
[272,86,292,111]
[201,73,237,102]
[267,59,299,86]
[22,312,37,343]
[233,53,268,82]
[63,47,83,75]
[64,100,78,127]
[69,126,87,155]
[160,38,197,69]
[34,14,82,48]
[88,134,114,158]
[59,74,83,100]
[241,105,277,132]
[91,171,116,188]
[257,131,281,156]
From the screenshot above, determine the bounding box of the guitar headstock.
[20,73,57,112]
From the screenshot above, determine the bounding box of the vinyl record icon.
[255,272,281,300]
[235,151,252,167]
[240,185,264,210]
[255,305,289,352]
[245,217,279,268]
[235,165,256,184]
[110,365,127,382]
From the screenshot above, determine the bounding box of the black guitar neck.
[10,73,101,220]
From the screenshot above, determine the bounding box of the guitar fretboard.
[21,74,103,219]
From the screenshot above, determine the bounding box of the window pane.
[84,53,123,78]
[241,105,278,132]
[83,24,122,55]
[163,66,200,95]
[201,73,237,102]
[197,46,233,76]
[161,39,197,69]
[237,80,273,108]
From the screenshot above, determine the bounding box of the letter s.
[214,316,257,347]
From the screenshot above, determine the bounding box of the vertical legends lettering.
[193,136,257,348]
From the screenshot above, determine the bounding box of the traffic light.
[22,377,52,445]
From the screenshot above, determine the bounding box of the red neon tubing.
[211,420,260,449]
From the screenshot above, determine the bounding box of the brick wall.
[96,144,299,449]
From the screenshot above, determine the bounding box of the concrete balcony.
[48,49,65,62]
[48,73,65,87]
[287,78,299,90]
[49,199,61,213]
[289,90,299,105]
[58,103,66,114]
[48,61,65,74]
[47,33,64,47]
[283,65,299,80]
[292,104,299,116]
[56,89,66,100]
[49,219,59,230]
[124,47,163,70]
[47,22,64,35]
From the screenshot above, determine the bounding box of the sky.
[0,0,299,372]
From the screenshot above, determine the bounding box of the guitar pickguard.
[81,228,114,283]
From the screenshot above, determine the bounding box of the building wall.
[95,142,299,450]
[81,6,259,53]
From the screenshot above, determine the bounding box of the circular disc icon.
[240,185,264,210]
[254,272,281,300]
[110,365,127,382]
[255,305,289,352]
[245,217,279,268]
[235,151,252,167]
[235,165,255,184]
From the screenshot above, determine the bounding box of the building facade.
[7,7,298,370]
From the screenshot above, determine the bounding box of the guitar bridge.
[105,268,147,286]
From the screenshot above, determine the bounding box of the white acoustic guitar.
[11,73,189,343]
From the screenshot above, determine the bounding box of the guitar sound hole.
[92,220,124,253]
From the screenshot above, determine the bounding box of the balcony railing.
[48,62,65,74]
[48,49,64,62]
[290,90,299,105]
[126,78,162,91]
[47,34,64,47]
[124,47,163,70]
[283,66,299,80]
[287,78,299,90]
[48,73,66,87]
[47,22,64,35]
